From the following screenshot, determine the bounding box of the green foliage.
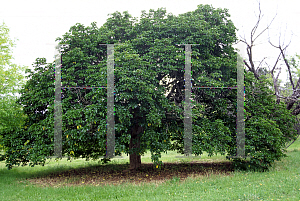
[0,22,27,149]
[0,5,297,172]
[226,70,298,172]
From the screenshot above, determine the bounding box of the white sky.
[1,0,299,88]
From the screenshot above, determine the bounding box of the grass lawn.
[1,139,300,201]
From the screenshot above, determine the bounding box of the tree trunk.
[128,123,143,170]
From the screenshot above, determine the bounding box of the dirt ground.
[25,161,235,187]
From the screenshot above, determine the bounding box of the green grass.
[1,140,300,200]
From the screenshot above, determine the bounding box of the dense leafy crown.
[0,5,298,172]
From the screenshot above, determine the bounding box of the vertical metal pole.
[184,45,192,156]
[54,45,62,158]
[236,42,246,157]
[106,44,115,158]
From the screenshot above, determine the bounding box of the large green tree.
[1,5,298,172]
[0,22,27,145]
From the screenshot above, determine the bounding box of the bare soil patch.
[24,161,235,187]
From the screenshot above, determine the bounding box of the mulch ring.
[24,161,235,187]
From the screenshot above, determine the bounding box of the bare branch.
[250,1,262,43]
[279,45,295,90]
[268,39,277,48]
[239,38,248,46]
[270,53,281,75]
[239,1,277,81]
[257,57,267,71]
[253,13,277,43]
[244,60,253,72]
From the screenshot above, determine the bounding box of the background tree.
[278,55,300,103]
[0,5,297,172]
[0,22,27,149]
[239,1,300,149]
[275,54,300,148]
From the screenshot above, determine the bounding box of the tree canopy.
[0,22,27,141]
[0,5,298,172]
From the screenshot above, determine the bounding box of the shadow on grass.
[24,160,235,188]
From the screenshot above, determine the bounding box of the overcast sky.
[1,0,299,88]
